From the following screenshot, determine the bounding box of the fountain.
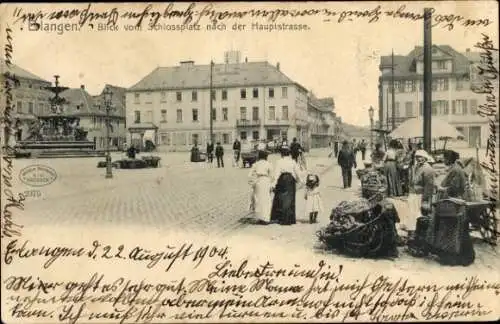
[15,76,102,158]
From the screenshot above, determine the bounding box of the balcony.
[236,119,261,127]
[265,119,290,127]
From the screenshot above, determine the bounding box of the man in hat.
[337,140,357,188]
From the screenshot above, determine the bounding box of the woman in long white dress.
[248,150,273,223]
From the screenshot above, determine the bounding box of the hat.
[415,150,435,163]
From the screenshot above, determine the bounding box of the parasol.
[389,117,465,140]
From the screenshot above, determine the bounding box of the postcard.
[1,1,499,323]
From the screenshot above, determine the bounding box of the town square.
[1,2,499,323]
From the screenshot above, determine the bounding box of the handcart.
[317,192,399,258]
[435,188,498,246]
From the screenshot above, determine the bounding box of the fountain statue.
[14,75,99,158]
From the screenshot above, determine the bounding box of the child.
[305,174,323,224]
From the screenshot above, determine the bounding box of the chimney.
[277,62,280,70]
[245,57,248,63]
[466,48,470,52]
[80,84,85,90]
[180,60,195,67]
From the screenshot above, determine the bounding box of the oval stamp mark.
[19,165,57,187]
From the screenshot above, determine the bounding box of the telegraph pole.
[423,8,433,151]
[391,49,396,130]
[209,60,214,143]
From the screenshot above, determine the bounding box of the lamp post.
[104,88,113,179]
[369,106,374,152]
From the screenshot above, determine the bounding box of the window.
[176,92,182,102]
[435,100,449,115]
[252,131,259,140]
[212,109,216,121]
[240,132,247,140]
[269,88,274,98]
[453,100,468,115]
[39,103,44,114]
[211,90,216,101]
[405,102,413,117]
[252,107,259,121]
[145,92,153,103]
[161,109,167,122]
[253,88,259,98]
[437,61,446,70]
[432,102,438,115]
[176,109,182,122]
[394,102,400,118]
[222,133,230,144]
[222,107,228,121]
[282,106,289,120]
[160,133,168,145]
[404,81,415,93]
[161,92,167,102]
[470,99,478,115]
[222,89,228,100]
[436,78,449,91]
[393,81,401,93]
[240,89,246,99]
[456,78,464,90]
[191,91,197,102]
[17,101,22,113]
[134,93,140,104]
[281,87,288,98]
[146,110,153,123]
[419,102,423,115]
[134,110,141,123]
[269,106,276,120]
[192,109,198,122]
[240,107,247,120]
[28,102,34,114]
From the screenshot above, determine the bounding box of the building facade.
[307,96,338,148]
[126,52,315,151]
[1,59,52,146]
[379,45,499,148]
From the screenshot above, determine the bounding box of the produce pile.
[317,198,399,258]
[359,169,387,200]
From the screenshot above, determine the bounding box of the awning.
[389,117,464,140]
[128,122,158,133]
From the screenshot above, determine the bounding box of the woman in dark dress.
[384,139,403,197]
[270,146,303,225]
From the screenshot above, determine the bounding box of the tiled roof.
[379,45,472,77]
[309,95,335,112]
[0,58,50,83]
[129,61,304,91]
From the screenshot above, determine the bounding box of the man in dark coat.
[290,137,302,162]
[233,138,241,167]
[359,139,367,161]
[215,142,224,168]
[337,140,357,188]
[206,141,214,164]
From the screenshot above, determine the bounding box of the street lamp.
[104,87,113,179]
[368,106,374,152]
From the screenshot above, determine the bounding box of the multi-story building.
[379,45,499,147]
[1,59,52,146]
[125,51,312,151]
[307,95,338,148]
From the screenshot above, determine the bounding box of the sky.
[1,1,498,126]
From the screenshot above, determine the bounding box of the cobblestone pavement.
[14,149,334,238]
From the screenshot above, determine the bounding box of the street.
[9,148,500,272]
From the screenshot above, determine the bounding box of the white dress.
[248,160,273,222]
[305,186,323,215]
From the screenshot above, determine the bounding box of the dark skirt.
[271,172,296,225]
[384,161,403,197]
